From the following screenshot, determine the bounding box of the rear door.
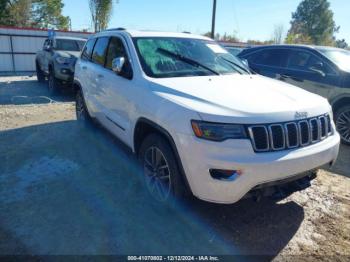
[76,37,97,112]
[247,48,288,79]
[88,37,110,118]
[281,49,340,98]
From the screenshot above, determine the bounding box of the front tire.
[48,71,59,95]
[76,88,91,123]
[138,134,188,203]
[335,105,350,145]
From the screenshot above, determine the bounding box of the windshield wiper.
[156,48,220,76]
[218,55,251,74]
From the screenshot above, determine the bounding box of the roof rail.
[104,27,126,31]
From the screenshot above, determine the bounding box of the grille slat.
[249,114,332,153]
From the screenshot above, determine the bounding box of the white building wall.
[0,26,91,74]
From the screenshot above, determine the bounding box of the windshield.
[226,47,244,56]
[55,39,86,51]
[318,49,350,72]
[133,37,250,78]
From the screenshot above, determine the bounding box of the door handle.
[82,66,87,70]
[97,74,104,78]
[279,74,303,82]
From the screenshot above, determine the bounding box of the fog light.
[210,169,243,181]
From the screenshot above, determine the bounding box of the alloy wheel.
[143,146,171,202]
[336,110,350,143]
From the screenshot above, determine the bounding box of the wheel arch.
[73,79,82,93]
[133,117,192,194]
[331,95,350,113]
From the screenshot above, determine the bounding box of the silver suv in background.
[36,36,86,94]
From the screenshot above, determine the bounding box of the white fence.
[0,26,91,74]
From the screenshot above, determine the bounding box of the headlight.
[56,56,71,64]
[191,120,247,141]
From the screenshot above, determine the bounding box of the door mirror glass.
[112,57,125,74]
[44,45,52,51]
[241,58,249,67]
[309,62,326,77]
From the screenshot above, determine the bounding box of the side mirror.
[44,45,52,52]
[112,57,125,74]
[309,62,326,77]
[241,59,249,67]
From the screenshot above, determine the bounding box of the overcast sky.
[63,0,350,43]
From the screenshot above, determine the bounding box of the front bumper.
[175,131,340,204]
[54,64,74,82]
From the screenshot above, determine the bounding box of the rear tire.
[335,105,350,145]
[138,134,189,203]
[36,62,45,83]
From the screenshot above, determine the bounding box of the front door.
[281,49,341,99]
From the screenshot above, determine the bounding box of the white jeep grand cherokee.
[74,29,340,204]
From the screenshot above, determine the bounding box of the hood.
[148,74,331,124]
[55,50,81,59]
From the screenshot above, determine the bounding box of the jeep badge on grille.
[295,111,308,120]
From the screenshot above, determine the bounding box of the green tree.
[0,0,70,30]
[0,0,32,27]
[89,0,118,32]
[286,0,339,45]
[31,0,70,30]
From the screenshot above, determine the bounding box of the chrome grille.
[249,114,333,153]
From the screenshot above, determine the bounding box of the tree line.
[0,0,117,31]
[0,0,71,29]
[0,0,348,49]
[215,0,348,49]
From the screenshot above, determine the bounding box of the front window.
[55,39,86,52]
[133,37,249,78]
[318,49,350,72]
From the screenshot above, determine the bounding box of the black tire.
[335,105,350,145]
[36,62,45,83]
[138,134,189,203]
[48,71,59,95]
[75,88,91,123]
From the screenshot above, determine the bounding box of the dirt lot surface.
[0,76,349,260]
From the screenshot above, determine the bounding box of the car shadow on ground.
[0,120,304,256]
[327,145,350,178]
[0,77,74,105]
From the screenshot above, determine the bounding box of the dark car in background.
[238,45,350,145]
[224,46,245,56]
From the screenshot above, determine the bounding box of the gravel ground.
[0,76,349,260]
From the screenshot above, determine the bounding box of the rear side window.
[251,49,287,67]
[105,37,128,70]
[91,37,109,66]
[81,38,96,60]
